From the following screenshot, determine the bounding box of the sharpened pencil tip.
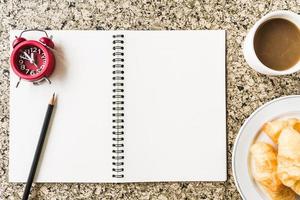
[50,92,56,105]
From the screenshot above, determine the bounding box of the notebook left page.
[10,30,113,182]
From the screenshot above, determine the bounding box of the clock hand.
[30,53,34,62]
[23,51,34,63]
[33,62,39,69]
[20,55,30,61]
[22,51,38,68]
[30,52,38,68]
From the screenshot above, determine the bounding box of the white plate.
[232,95,300,200]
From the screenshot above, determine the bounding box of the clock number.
[41,53,46,63]
[18,59,23,64]
[31,47,37,53]
[25,69,30,74]
[28,47,37,53]
[30,70,36,76]
[20,64,25,70]
[38,48,42,54]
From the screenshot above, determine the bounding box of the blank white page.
[123,31,226,182]
[10,31,114,182]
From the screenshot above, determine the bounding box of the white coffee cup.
[243,10,300,75]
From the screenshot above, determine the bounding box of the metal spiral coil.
[112,34,125,178]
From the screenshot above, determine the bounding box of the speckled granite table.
[0,0,299,199]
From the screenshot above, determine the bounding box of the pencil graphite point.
[50,92,56,105]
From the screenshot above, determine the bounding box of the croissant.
[277,127,300,195]
[289,119,300,133]
[250,142,296,200]
[262,120,288,144]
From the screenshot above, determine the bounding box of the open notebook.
[10,30,226,183]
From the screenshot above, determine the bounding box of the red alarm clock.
[10,30,55,87]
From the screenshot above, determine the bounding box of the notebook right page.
[123,31,226,182]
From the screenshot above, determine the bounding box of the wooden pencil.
[22,93,56,200]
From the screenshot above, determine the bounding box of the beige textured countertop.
[0,0,300,199]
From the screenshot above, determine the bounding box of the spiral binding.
[112,34,125,178]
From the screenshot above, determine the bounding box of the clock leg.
[16,77,22,88]
[32,77,51,86]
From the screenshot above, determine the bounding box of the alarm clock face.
[15,44,47,77]
[10,39,55,82]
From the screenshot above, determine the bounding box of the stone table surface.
[0,0,300,199]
